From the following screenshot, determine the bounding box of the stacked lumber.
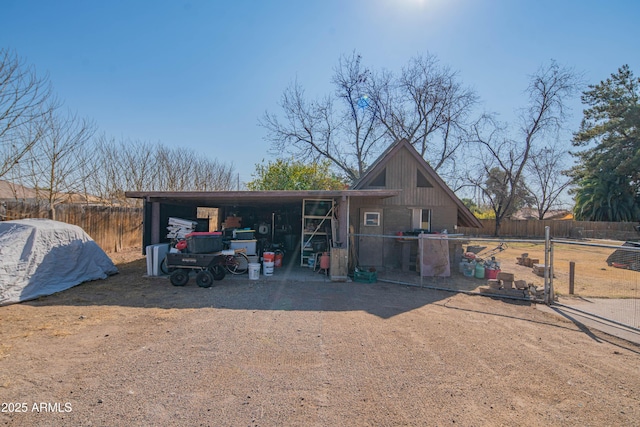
[167,217,198,239]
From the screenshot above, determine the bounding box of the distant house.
[0,180,38,201]
[126,139,480,277]
[510,207,574,220]
[0,179,106,205]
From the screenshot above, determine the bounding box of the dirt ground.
[463,239,640,299]
[1,248,639,426]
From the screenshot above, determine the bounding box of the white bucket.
[248,263,260,280]
[263,261,274,276]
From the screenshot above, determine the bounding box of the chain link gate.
[548,229,640,331]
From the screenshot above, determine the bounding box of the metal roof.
[124,189,402,207]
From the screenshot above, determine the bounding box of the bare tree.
[21,109,96,219]
[0,48,59,178]
[261,52,386,181]
[469,61,578,235]
[372,53,478,174]
[83,134,125,204]
[526,143,573,219]
[83,137,237,204]
[261,52,478,184]
[82,135,159,204]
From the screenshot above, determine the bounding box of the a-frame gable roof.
[351,138,481,228]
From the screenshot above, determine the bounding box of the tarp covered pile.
[0,219,118,305]
[606,241,640,271]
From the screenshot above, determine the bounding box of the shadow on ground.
[21,258,531,319]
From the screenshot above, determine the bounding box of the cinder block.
[514,280,528,289]
[497,272,515,281]
[487,279,501,289]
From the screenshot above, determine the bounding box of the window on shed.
[368,169,386,187]
[364,211,381,226]
[417,169,433,188]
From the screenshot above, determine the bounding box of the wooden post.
[569,261,575,295]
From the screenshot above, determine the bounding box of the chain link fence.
[354,233,548,301]
[353,230,639,330]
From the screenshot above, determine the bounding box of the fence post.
[569,261,575,295]
[544,226,552,304]
[550,237,555,301]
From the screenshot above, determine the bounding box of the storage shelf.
[301,199,334,267]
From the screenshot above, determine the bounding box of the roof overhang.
[124,189,402,207]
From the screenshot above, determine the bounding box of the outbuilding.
[125,139,481,279]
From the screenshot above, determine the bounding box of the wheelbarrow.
[464,242,508,263]
[164,252,226,287]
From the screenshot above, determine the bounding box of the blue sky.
[2,0,638,185]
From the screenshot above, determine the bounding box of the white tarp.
[0,219,118,305]
[418,234,451,277]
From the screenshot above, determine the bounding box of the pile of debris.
[517,253,552,277]
[606,241,640,271]
[516,253,539,267]
[479,271,544,299]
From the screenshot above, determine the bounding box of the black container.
[234,230,255,240]
[187,235,223,253]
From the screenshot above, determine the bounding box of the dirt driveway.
[1,249,639,426]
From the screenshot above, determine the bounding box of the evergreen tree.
[571,65,640,221]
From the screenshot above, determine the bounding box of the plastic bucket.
[485,268,500,280]
[263,261,274,276]
[248,263,260,280]
[247,255,259,264]
[274,252,283,267]
[263,252,275,263]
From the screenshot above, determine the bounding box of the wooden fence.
[458,219,640,241]
[1,201,143,253]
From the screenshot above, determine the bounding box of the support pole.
[151,201,160,245]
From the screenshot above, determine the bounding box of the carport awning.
[125,189,402,207]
